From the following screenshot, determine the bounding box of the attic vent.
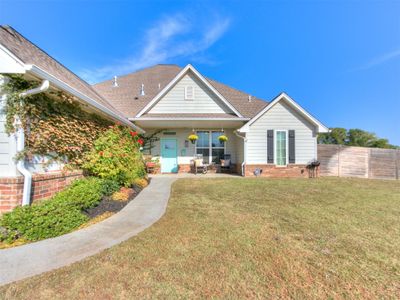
[112,76,118,87]
[185,86,194,100]
[140,83,145,96]
[158,83,161,90]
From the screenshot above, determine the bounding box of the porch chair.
[193,155,208,174]
[220,154,232,173]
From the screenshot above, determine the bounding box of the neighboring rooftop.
[93,65,269,118]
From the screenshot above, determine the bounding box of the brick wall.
[178,164,238,174]
[0,170,83,213]
[244,164,308,178]
[178,164,191,173]
[148,163,239,174]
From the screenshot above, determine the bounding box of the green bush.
[83,125,146,186]
[0,177,114,243]
[99,179,121,196]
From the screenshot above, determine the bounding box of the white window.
[195,131,225,164]
[185,86,194,100]
[275,130,288,166]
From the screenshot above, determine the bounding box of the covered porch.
[134,117,247,175]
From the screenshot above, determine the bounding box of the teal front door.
[161,139,178,173]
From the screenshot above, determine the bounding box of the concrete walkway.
[0,177,176,286]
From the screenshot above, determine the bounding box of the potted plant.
[144,156,160,173]
[218,134,228,143]
[188,134,198,144]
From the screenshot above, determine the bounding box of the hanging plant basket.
[218,135,228,143]
[188,134,198,144]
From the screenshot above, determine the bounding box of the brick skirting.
[178,164,191,173]
[0,170,83,213]
[177,164,238,174]
[244,164,308,178]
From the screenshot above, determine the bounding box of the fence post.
[368,148,372,179]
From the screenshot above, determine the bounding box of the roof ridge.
[93,64,182,86]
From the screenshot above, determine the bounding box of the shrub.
[55,177,104,210]
[83,126,146,186]
[99,179,120,196]
[133,178,149,189]
[0,177,114,243]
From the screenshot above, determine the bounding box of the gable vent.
[185,86,194,100]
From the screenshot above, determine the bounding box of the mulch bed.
[83,187,143,219]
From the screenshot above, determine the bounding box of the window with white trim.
[196,131,225,164]
[184,86,194,100]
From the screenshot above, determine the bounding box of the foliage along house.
[0,26,328,212]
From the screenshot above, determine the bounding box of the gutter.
[129,117,251,121]
[25,64,145,133]
[17,79,50,206]
[234,130,247,177]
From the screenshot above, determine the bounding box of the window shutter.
[289,130,295,164]
[267,130,274,163]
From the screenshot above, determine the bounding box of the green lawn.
[1,178,399,299]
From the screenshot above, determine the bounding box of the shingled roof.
[1,25,268,121]
[0,25,123,117]
[93,65,269,118]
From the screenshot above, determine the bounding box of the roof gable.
[239,92,329,133]
[136,64,244,118]
[92,64,269,118]
[147,70,236,115]
[0,44,25,73]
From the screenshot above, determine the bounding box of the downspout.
[16,80,50,206]
[234,130,247,176]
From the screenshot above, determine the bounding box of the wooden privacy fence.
[317,144,400,180]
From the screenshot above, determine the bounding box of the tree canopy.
[318,128,398,149]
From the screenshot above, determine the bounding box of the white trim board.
[274,129,289,167]
[135,64,244,118]
[0,44,26,73]
[238,92,329,133]
[130,117,250,121]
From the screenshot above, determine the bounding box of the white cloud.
[356,48,400,71]
[79,14,231,84]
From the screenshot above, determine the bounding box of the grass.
[1,177,399,299]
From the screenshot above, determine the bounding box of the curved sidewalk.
[0,177,176,286]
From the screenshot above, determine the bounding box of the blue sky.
[1,0,399,145]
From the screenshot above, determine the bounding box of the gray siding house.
[94,64,328,176]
